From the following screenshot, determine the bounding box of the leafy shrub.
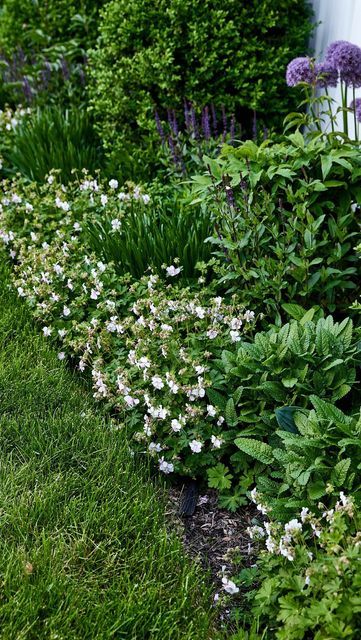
[218,313,359,436]
[0,0,105,107]
[192,133,361,317]
[88,0,313,160]
[233,493,361,639]
[3,107,102,182]
[85,184,212,279]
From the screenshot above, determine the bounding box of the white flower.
[58,328,67,338]
[47,175,54,185]
[124,395,140,408]
[73,222,81,231]
[53,263,63,275]
[30,232,38,242]
[159,457,174,474]
[161,323,173,332]
[300,507,309,523]
[244,309,255,323]
[12,194,22,204]
[58,352,65,360]
[111,218,122,231]
[207,404,217,417]
[25,202,33,212]
[207,329,218,339]
[171,419,182,433]
[42,326,52,337]
[109,179,119,190]
[100,194,108,206]
[90,289,100,300]
[195,306,206,319]
[230,330,241,342]
[305,574,311,586]
[246,525,265,540]
[152,375,164,390]
[167,378,179,394]
[230,318,242,331]
[284,519,302,535]
[142,194,150,204]
[17,286,25,297]
[63,306,71,317]
[222,577,239,595]
[189,439,203,453]
[79,359,86,372]
[211,435,223,449]
[149,442,162,453]
[166,265,182,277]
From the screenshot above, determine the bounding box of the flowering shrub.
[0,171,259,485]
[234,492,361,639]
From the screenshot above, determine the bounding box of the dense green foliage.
[233,495,361,639]
[192,133,361,318]
[3,107,102,182]
[88,0,313,160]
[85,184,212,278]
[0,261,216,640]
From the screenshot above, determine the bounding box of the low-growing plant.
[232,492,361,639]
[85,184,212,279]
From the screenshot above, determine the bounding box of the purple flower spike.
[211,103,218,136]
[286,57,316,86]
[201,106,211,140]
[350,97,361,122]
[315,62,338,88]
[155,110,165,143]
[325,40,361,87]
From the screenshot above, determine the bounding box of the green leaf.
[207,463,233,491]
[225,398,238,427]
[282,303,307,320]
[331,458,351,487]
[281,377,298,388]
[235,437,274,464]
[275,406,301,433]
[321,155,333,180]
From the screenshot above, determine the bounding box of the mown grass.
[0,262,217,640]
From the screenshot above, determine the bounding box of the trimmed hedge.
[88,0,313,157]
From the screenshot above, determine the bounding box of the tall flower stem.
[353,86,358,141]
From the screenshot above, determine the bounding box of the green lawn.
[0,263,217,640]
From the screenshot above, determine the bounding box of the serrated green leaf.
[235,437,274,464]
[331,458,351,487]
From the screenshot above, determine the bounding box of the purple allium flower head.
[350,97,361,122]
[286,57,316,86]
[325,40,361,87]
[315,62,338,88]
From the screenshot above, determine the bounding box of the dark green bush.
[0,0,102,56]
[88,0,313,160]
